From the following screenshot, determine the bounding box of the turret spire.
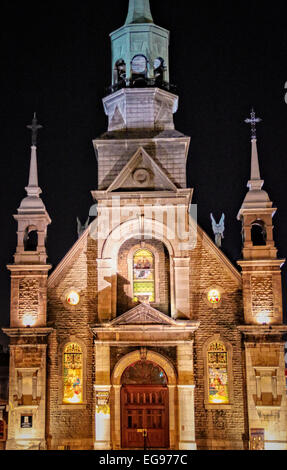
[25,113,42,199]
[244,109,264,191]
[238,110,271,211]
[13,114,51,264]
[125,0,153,25]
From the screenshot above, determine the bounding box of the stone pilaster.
[177,343,196,449]
[94,344,111,450]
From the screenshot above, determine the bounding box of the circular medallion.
[133,168,150,186]
[207,289,221,305]
[66,291,80,306]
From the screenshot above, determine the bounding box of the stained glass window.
[207,341,229,404]
[133,249,155,302]
[208,289,221,305]
[121,361,167,385]
[63,343,83,404]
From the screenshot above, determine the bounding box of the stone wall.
[45,225,251,450]
[46,235,97,450]
[190,233,248,449]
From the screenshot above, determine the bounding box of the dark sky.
[1,0,287,342]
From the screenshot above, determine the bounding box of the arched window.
[121,361,167,385]
[154,57,165,85]
[114,59,126,84]
[24,227,38,251]
[63,343,83,404]
[251,220,266,246]
[133,249,155,302]
[131,54,147,85]
[207,341,229,404]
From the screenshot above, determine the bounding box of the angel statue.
[210,213,225,248]
[76,217,90,238]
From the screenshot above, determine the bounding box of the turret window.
[23,227,38,251]
[131,55,147,85]
[251,220,266,246]
[114,59,126,84]
[154,57,165,84]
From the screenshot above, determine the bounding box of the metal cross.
[244,108,262,140]
[27,112,43,146]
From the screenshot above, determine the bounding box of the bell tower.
[110,0,170,88]
[3,114,52,450]
[237,110,287,450]
[92,0,197,450]
[237,110,284,325]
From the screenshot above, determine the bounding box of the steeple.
[237,110,285,329]
[239,110,271,210]
[125,0,153,25]
[237,110,277,260]
[13,114,51,264]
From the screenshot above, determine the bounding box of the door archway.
[121,361,169,449]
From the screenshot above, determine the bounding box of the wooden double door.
[121,385,169,449]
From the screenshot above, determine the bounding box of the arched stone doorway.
[121,360,169,449]
[111,350,177,450]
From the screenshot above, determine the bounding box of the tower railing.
[105,77,177,96]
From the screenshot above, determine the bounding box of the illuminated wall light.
[66,291,80,306]
[22,314,36,327]
[256,310,271,325]
[207,289,221,305]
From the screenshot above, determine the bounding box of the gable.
[107,146,178,192]
[109,303,178,326]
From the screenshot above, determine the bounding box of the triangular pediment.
[109,303,178,326]
[107,146,178,192]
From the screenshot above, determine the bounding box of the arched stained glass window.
[63,343,83,404]
[207,341,229,404]
[121,361,167,385]
[133,249,155,302]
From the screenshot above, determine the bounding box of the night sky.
[1,0,287,343]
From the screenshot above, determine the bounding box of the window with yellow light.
[63,343,83,404]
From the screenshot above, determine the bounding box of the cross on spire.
[244,108,262,140]
[27,112,43,146]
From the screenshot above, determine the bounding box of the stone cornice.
[237,324,287,337]
[7,264,52,273]
[2,327,54,338]
[92,189,193,202]
[237,259,285,269]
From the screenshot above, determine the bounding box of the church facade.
[3,0,287,450]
